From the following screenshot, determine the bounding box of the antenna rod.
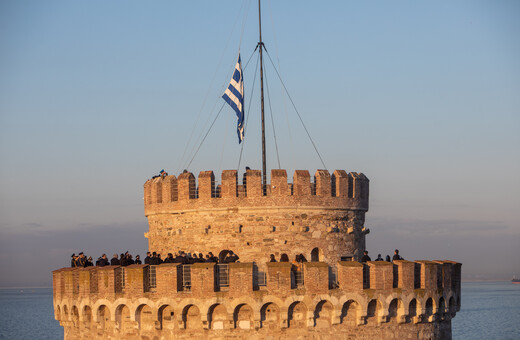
[258,0,267,192]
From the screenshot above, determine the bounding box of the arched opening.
[97,305,109,330]
[71,306,79,328]
[280,253,289,262]
[208,304,228,330]
[83,306,92,329]
[63,305,69,321]
[340,300,359,326]
[311,248,323,262]
[158,305,175,330]
[136,304,154,332]
[366,299,382,324]
[55,305,61,321]
[313,300,333,328]
[233,304,253,330]
[408,299,418,321]
[449,297,456,316]
[388,299,404,322]
[288,301,307,328]
[115,304,132,334]
[425,298,434,317]
[438,297,446,317]
[260,303,280,329]
[219,250,230,263]
[182,304,202,330]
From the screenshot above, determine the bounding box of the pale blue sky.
[0,0,519,286]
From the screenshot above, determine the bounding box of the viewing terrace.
[53,260,461,331]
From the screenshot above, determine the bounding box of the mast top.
[257,0,267,191]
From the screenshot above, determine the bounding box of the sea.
[0,281,518,339]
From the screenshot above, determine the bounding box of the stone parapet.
[144,169,369,216]
[53,260,460,308]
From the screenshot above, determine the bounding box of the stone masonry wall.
[146,208,367,266]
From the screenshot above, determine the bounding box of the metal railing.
[115,267,125,293]
[253,263,267,289]
[182,265,191,291]
[363,265,370,289]
[216,264,229,290]
[414,263,421,289]
[393,265,399,288]
[153,181,314,200]
[257,271,267,286]
[294,270,304,287]
[329,266,339,289]
[213,185,221,198]
[149,265,157,289]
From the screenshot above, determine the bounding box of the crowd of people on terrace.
[151,250,239,264]
[70,249,404,268]
[70,250,240,268]
[361,249,403,263]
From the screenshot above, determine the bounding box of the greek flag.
[222,53,245,143]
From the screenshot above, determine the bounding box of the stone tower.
[52,167,461,340]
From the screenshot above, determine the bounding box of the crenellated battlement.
[53,260,461,303]
[53,260,460,339]
[144,169,369,216]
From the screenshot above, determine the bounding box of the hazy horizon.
[1,0,519,287]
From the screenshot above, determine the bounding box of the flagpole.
[258,0,267,193]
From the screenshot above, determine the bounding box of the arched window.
[83,306,92,329]
[97,305,109,330]
[366,299,382,324]
[158,305,174,330]
[115,305,131,334]
[208,304,227,330]
[408,299,418,321]
[234,304,253,329]
[313,300,333,328]
[425,298,434,316]
[388,299,403,322]
[218,250,230,263]
[260,303,280,329]
[182,304,202,330]
[438,297,446,317]
[340,300,359,325]
[136,304,154,331]
[311,247,323,262]
[288,301,307,328]
[71,306,79,328]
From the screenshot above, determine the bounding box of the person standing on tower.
[392,249,403,261]
[361,251,371,262]
[111,253,120,266]
[144,252,152,264]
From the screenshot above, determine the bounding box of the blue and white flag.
[222,53,245,143]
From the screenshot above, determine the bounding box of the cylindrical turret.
[144,169,369,263]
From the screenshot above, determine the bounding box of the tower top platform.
[144,169,369,216]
